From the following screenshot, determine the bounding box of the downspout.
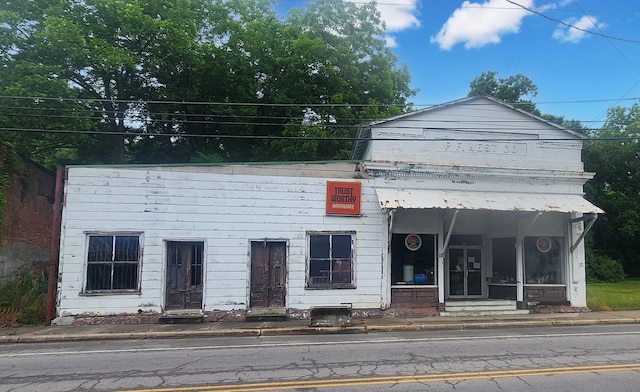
[45,166,64,326]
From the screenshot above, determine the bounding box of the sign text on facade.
[326,181,361,216]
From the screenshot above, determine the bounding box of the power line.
[0,94,639,108]
[506,0,640,44]
[0,126,634,142]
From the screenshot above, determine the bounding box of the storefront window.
[491,237,516,284]
[524,236,564,284]
[391,234,436,285]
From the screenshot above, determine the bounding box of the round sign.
[536,236,552,253]
[405,234,422,251]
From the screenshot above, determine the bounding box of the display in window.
[525,236,563,284]
[391,234,436,285]
[404,234,422,251]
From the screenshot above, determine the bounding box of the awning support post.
[438,209,459,258]
[570,214,597,252]
[516,212,541,309]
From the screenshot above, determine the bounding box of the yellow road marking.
[119,363,640,392]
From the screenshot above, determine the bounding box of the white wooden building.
[55,95,602,323]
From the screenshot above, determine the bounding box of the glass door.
[448,246,483,298]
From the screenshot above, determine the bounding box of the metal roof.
[375,188,603,214]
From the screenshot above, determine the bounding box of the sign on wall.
[326,181,361,216]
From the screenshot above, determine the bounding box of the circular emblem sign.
[405,234,422,251]
[536,236,552,253]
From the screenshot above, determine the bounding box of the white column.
[569,213,587,307]
[380,209,392,309]
[437,212,445,309]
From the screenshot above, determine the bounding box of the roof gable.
[352,95,588,160]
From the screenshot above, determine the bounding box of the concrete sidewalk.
[2,310,640,344]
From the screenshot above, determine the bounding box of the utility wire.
[0,126,634,141]
[570,0,640,125]
[1,94,639,108]
[506,0,640,43]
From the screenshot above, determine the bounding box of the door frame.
[446,245,485,299]
[164,240,204,310]
[249,240,287,309]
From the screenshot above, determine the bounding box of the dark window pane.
[310,235,330,258]
[115,236,139,261]
[310,259,330,277]
[190,243,203,286]
[524,237,563,284]
[88,236,113,262]
[113,263,138,289]
[332,235,352,258]
[86,264,111,290]
[332,260,352,283]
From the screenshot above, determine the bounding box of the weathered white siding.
[58,163,384,316]
[364,96,585,173]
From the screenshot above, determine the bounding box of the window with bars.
[85,234,141,292]
[307,232,355,289]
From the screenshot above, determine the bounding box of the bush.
[586,252,625,283]
[0,269,48,326]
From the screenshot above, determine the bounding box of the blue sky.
[278,0,640,129]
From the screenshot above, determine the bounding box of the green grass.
[587,279,640,311]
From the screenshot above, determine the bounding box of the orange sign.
[326,181,361,216]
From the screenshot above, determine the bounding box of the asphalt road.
[2,324,640,391]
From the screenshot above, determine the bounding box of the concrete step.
[158,310,204,324]
[246,307,287,322]
[442,300,529,317]
[440,309,531,317]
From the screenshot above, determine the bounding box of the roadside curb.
[2,317,639,344]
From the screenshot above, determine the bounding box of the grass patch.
[0,269,47,326]
[587,278,640,311]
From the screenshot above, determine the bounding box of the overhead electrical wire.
[506,0,640,43]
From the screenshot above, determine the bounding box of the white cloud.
[431,0,534,50]
[376,0,421,31]
[347,0,419,48]
[385,35,398,48]
[552,15,605,43]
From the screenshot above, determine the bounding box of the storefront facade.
[355,95,602,311]
[54,96,601,323]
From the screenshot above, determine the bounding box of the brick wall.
[1,159,55,248]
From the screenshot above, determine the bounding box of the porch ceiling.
[375,188,604,214]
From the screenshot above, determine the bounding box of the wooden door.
[250,241,286,308]
[166,241,204,310]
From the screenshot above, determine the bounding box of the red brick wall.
[1,158,55,249]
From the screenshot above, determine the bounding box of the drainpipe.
[45,166,64,326]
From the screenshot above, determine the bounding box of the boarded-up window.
[85,234,141,292]
[307,232,355,289]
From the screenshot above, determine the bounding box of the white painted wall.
[57,163,384,316]
[364,96,586,173]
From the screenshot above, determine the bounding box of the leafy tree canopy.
[585,103,640,276]
[0,0,415,166]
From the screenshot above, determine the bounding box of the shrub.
[586,252,625,283]
[0,269,48,326]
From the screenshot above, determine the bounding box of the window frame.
[523,236,564,285]
[82,232,143,295]
[306,231,356,289]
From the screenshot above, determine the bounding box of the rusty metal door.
[250,241,286,308]
[166,241,203,310]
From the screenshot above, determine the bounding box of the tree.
[1,0,415,165]
[584,103,640,276]
[468,71,539,115]
[250,0,415,161]
[0,0,213,164]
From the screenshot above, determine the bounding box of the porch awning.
[375,188,603,214]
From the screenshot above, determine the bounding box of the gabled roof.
[351,94,589,160]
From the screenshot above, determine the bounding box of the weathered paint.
[57,163,384,316]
